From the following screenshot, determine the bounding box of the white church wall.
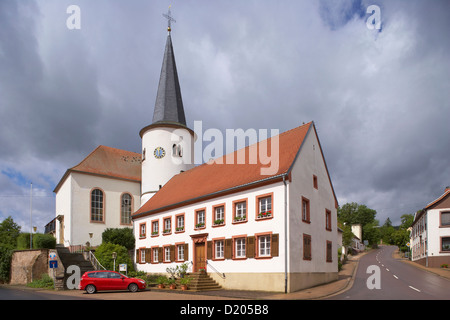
[64,172,140,247]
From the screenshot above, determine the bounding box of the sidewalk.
[394,251,450,281]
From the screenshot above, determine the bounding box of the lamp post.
[112,252,117,271]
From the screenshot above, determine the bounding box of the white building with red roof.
[410,186,450,267]
[53,16,339,292]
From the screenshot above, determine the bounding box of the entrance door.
[194,243,206,272]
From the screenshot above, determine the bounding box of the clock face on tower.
[154,147,166,159]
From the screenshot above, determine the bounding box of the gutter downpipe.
[283,174,288,294]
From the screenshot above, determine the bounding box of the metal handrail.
[88,251,106,270]
[206,260,225,279]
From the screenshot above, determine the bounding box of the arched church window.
[121,193,132,225]
[91,189,104,222]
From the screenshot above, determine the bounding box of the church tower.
[140,9,195,205]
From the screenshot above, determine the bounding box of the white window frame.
[235,202,246,218]
[259,235,271,257]
[235,238,246,258]
[215,240,224,259]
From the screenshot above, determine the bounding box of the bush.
[16,233,56,250]
[33,233,56,249]
[94,242,135,272]
[27,274,54,289]
[0,246,13,283]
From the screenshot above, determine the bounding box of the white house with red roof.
[410,186,450,267]
[53,15,339,292]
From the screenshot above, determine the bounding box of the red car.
[79,270,146,294]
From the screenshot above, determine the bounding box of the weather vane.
[163,5,176,33]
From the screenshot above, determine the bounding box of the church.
[52,13,339,293]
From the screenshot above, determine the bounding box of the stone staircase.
[56,245,95,289]
[186,272,222,291]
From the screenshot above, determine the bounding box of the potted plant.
[199,267,206,274]
[180,276,191,291]
[156,276,167,289]
[167,278,177,290]
[177,262,189,278]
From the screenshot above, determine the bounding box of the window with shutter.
[272,234,279,257]
[184,243,189,261]
[224,239,232,259]
[207,241,213,260]
[247,236,255,258]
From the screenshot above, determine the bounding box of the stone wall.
[9,249,49,285]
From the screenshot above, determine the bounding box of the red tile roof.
[54,145,141,193]
[133,122,336,218]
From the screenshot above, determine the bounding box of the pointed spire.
[152,8,186,126]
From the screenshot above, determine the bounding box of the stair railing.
[206,260,225,279]
[88,251,106,270]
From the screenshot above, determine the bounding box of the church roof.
[53,145,141,193]
[133,122,338,219]
[151,34,186,126]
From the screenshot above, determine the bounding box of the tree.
[0,216,21,249]
[338,202,378,242]
[102,228,135,250]
[400,214,414,229]
[0,216,21,283]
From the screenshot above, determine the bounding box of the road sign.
[49,260,58,269]
[119,264,127,272]
[49,252,57,260]
[406,242,410,248]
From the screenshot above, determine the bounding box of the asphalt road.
[329,246,450,300]
[0,285,92,300]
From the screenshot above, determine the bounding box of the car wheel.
[85,284,96,294]
[128,283,139,293]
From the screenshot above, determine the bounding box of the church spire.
[152,7,186,126]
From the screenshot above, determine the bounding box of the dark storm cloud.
[0,0,449,231]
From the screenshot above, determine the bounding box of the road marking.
[386,268,389,272]
[393,275,398,279]
[409,286,421,293]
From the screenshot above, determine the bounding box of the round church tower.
[140,22,195,205]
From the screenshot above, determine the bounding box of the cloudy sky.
[1,0,449,233]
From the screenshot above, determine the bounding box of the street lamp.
[112,252,117,271]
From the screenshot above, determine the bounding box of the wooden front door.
[194,243,206,272]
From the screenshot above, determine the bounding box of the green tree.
[0,216,21,283]
[400,214,414,229]
[102,228,135,250]
[363,221,381,247]
[338,202,378,241]
[94,242,135,272]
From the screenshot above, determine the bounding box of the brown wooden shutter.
[224,239,232,259]
[170,245,175,262]
[247,236,255,258]
[184,243,189,261]
[207,241,212,260]
[158,247,163,263]
[136,249,140,263]
[272,234,279,257]
[145,248,151,263]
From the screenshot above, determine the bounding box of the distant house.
[410,186,450,267]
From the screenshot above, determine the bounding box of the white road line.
[393,275,398,279]
[409,286,421,293]
[386,268,389,272]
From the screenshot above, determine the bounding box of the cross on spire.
[162,5,176,33]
